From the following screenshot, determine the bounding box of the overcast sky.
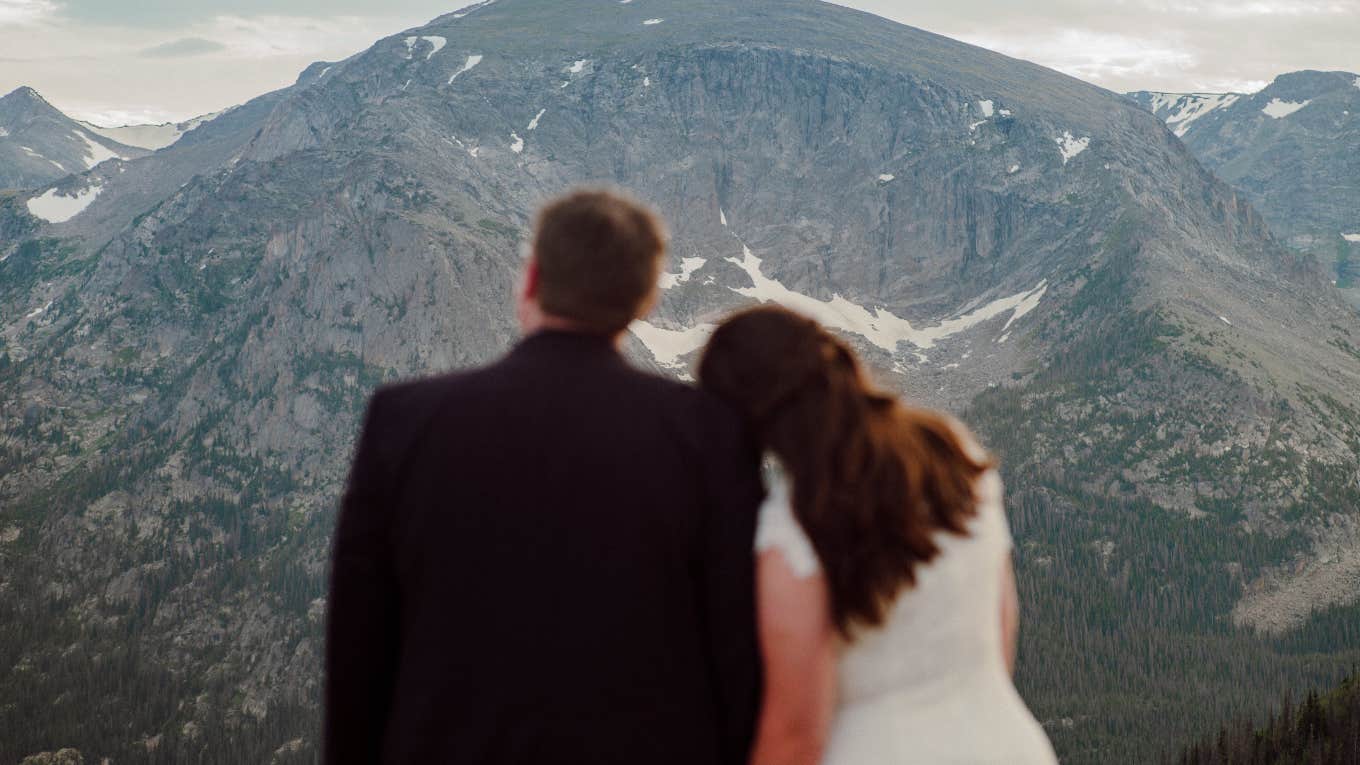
[2,0,1358,126]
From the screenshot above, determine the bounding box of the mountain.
[77,110,231,152]
[2,1,1359,762]
[1126,90,1245,138]
[1130,71,1360,307]
[0,87,149,190]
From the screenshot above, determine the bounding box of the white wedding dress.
[756,459,1057,764]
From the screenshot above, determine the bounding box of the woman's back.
[757,467,1056,764]
[696,305,1055,764]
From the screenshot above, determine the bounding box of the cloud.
[957,28,1198,84]
[829,0,1360,94]
[201,14,397,59]
[1137,1,1357,18]
[140,36,226,58]
[0,0,58,27]
[0,9,432,124]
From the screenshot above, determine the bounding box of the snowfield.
[75,130,122,168]
[26,182,103,223]
[1148,92,1240,137]
[447,54,483,84]
[658,257,706,289]
[726,241,1048,351]
[1262,98,1310,119]
[1055,131,1090,164]
[629,320,715,370]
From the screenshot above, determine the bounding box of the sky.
[2,0,1358,126]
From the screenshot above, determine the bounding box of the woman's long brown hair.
[699,306,994,639]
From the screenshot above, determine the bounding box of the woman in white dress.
[698,306,1057,765]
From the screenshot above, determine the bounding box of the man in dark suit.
[324,189,765,764]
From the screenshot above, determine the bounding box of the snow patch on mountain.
[27,182,102,222]
[719,209,728,226]
[1262,98,1310,119]
[1147,92,1241,137]
[75,131,121,168]
[659,257,706,289]
[19,145,63,170]
[727,242,1048,351]
[450,0,497,19]
[878,173,895,182]
[421,36,446,60]
[509,132,524,153]
[1055,132,1089,164]
[978,100,994,118]
[1343,233,1360,243]
[629,320,715,371]
[1001,282,1048,331]
[568,59,589,73]
[447,54,483,84]
[527,108,545,131]
[405,35,447,60]
[25,300,53,320]
[643,18,664,25]
[80,121,179,151]
[1008,164,1020,174]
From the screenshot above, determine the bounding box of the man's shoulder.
[620,365,746,425]
[369,369,476,420]
[363,363,513,448]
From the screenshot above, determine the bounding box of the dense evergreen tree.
[1176,673,1360,765]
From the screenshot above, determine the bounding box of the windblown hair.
[698,306,994,638]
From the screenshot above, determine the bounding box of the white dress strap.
[755,472,822,578]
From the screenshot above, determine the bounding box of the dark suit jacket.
[324,330,765,764]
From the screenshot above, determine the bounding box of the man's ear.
[521,257,540,301]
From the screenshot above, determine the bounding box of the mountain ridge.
[0,87,149,191]
[1127,69,1360,308]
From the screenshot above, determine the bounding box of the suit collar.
[510,329,625,365]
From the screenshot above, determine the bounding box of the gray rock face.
[0,87,148,190]
[1131,71,1360,306]
[1,2,1359,763]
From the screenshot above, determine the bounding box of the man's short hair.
[532,188,666,334]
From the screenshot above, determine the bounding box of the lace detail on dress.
[754,473,821,578]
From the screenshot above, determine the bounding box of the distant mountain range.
[1129,70,1360,306]
[2,2,1358,763]
[78,111,230,152]
[0,87,149,190]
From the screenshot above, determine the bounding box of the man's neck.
[523,312,624,348]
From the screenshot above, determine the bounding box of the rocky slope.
[1131,71,1360,307]
[2,1,1359,762]
[0,87,148,191]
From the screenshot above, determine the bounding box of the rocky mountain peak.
[0,87,148,191]
[1130,69,1360,307]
